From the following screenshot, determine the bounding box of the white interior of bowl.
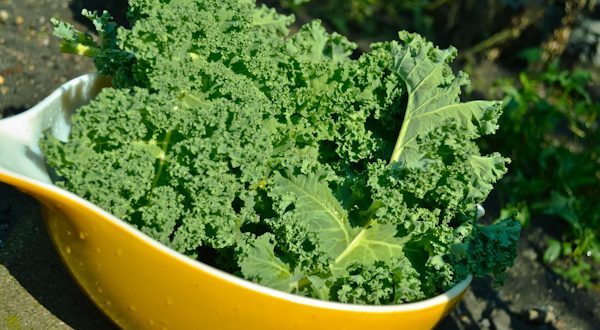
[0,73,473,312]
[0,73,108,182]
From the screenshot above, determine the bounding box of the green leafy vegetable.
[43,0,519,304]
[488,62,600,288]
[388,32,500,164]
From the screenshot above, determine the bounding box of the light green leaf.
[252,5,293,36]
[544,239,561,264]
[272,172,355,257]
[332,222,409,272]
[285,21,356,63]
[389,31,501,164]
[51,18,76,41]
[273,172,408,274]
[239,234,302,291]
[306,275,330,300]
[467,154,509,200]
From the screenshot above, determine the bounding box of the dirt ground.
[1,0,599,329]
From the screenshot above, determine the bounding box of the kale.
[43,0,520,304]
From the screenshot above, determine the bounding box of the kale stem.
[59,41,101,58]
[297,276,310,291]
[151,130,173,188]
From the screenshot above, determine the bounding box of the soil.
[1,1,599,329]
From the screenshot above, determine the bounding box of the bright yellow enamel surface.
[0,74,470,330]
[3,175,467,330]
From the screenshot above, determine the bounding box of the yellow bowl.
[0,74,472,330]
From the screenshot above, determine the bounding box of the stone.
[480,318,491,330]
[522,248,537,261]
[461,289,488,321]
[0,9,9,23]
[527,309,540,322]
[545,305,557,324]
[491,308,511,330]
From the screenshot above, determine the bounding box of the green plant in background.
[274,0,436,39]
[487,59,600,289]
[270,0,596,68]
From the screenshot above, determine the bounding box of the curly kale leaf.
[269,171,409,272]
[51,10,134,85]
[239,233,305,292]
[42,85,275,254]
[239,171,416,304]
[387,32,502,165]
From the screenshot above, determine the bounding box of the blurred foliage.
[276,0,435,38]
[487,57,600,288]
[268,0,595,66]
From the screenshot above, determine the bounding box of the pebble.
[15,15,24,26]
[1,86,9,95]
[527,309,542,323]
[0,9,9,23]
[462,290,488,321]
[555,319,567,329]
[491,308,511,330]
[522,248,537,261]
[545,309,557,324]
[0,75,4,85]
[545,305,556,324]
[526,306,558,325]
[480,318,491,329]
[460,315,471,324]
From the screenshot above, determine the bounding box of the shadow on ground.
[0,183,116,329]
[0,1,126,327]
